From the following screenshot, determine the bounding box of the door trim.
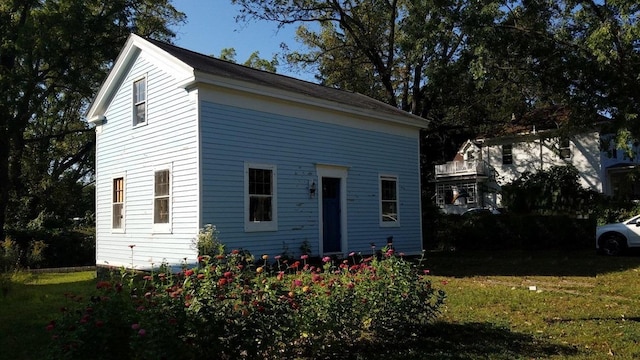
[315,164,349,255]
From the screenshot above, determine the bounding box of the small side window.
[502,144,513,165]
[380,175,399,227]
[112,177,124,230]
[133,78,146,126]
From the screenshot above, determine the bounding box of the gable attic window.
[380,175,399,227]
[558,137,572,159]
[245,163,277,232]
[153,168,171,232]
[133,77,147,126]
[502,144,513,165]
[112,177,124,231]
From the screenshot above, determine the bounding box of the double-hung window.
[112,177,124,231]
[502,144,513,165]
[133,77,147,126]
[380,175,399,226]
[153,169,171,232]
[558,137,571,159]
[245,163,277,232]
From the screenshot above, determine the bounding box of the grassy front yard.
[1,251,639,359]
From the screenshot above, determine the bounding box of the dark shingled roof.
[146,38,424,124]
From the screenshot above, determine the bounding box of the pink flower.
[423,269,430,275]
[348,252,355,257]
[131,323,140,330]
[138,329,146,337]
[301,254,309,260]
[293,279,303,287]
[441,280,449,285]
[385,248,395,257]
[274,255,281,260]
[322,256,331,263]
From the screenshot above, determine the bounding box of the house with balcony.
[434,124,607,213]
[435,117,640,214]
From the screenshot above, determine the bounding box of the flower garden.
[45,242,445,359]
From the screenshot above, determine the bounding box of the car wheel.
[599,233,626,256]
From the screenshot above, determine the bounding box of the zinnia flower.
[322,256,331,263]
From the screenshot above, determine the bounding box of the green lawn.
[425,250,640,359]
[0,271,96,360]
[1,251,640,359]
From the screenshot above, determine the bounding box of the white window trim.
[111,173,126,233]
[133,75,148,127]
[244,162,278,232]
[152,164,172,234]
[379,174,400,228]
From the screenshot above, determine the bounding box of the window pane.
[502,144,513,165]
[381,201,397,222]
[113,204,123,228]
[249,168,272,195]
[134,79,145,103]
[155,170,169,196]
[250,196,272,221]
[135,103,146,125]
[113,178,124,203]
[154,198,169,223]
[381,179,397,201]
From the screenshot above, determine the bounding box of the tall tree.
[0,0,185,239]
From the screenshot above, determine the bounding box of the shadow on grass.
[425,250,640,277]
[360,321,579,360]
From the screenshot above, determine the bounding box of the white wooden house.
[87,34,427,270]
[435,126,640,213]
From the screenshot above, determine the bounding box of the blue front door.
[322,177,341,253]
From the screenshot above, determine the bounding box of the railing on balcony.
[435,160,489,177]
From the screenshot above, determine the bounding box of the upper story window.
[502,144,513,165]
[112,177,124,230]
[558,138,571,159]
[133,77,147,126]
[380,175,399,226]
[245,163,277,232]
[153,168,171,232]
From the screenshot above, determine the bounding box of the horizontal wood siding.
[95,54,199,269]
[200,101,422,257]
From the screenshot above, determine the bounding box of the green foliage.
[193,224,224,258]
[46,248,444,359]
[501,165,600,215]
[0,0,186,241]
[217,48,279,72]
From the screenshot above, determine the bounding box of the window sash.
[380,176,398,224]
[133,78,146,125]
[502,144,513,165]
[248,168,273,222]
[112,178,124,229]
[154,170,170,224]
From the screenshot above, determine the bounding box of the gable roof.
[87,34,427,129]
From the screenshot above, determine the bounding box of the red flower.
[231,249,240,255]
[184,269,194,277]
[143,275,153,281]
[223,271,233,278]
[218,278,227,286]
[96,281,111,290]
[197,273,205,280]
[95,320,104,328]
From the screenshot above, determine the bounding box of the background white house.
[435,125,640,214]
[87,34,427,270]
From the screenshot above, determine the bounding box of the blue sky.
[170,0,315,81]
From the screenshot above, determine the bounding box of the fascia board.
[187,71,427,130]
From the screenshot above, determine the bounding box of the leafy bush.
[46,247,445,359]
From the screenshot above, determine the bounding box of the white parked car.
[596,215,640,255]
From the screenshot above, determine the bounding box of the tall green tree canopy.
[232,0,639,139]
[0,0,185,238]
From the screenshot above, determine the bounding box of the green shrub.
[46,247,445,359]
